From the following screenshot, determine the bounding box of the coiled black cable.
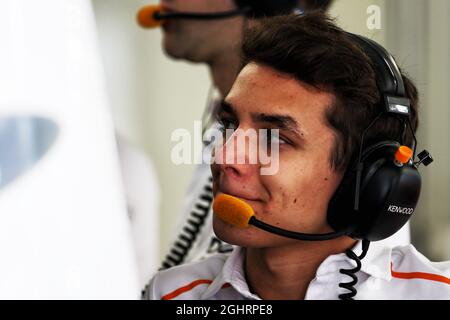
[338,239,370,300]
[160,176,214,270]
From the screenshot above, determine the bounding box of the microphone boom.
[137,5,251,29]
[249,216,348,241]
[213,194,349,241]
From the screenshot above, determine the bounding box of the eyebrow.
[218,100,236,116]
[253,113,299,132]
[218,100,305,140]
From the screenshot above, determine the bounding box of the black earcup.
[234,0,298,17]
[326,34,422,242]
[327,141,421,241]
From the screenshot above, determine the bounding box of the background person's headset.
[137,0,299,28]
[234,0,300,17]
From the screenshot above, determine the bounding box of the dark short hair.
[241,12,419,172]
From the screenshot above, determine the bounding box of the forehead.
[226,63,334,123]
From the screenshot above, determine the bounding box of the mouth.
[159,2,175,12]
[217,186,260,203]
[159,4,176,30]
[160,3,177,13]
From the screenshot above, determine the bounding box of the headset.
[326,33,433,242]
[323,35,433,299]
[234,0,299,17]
[137,0,300,28]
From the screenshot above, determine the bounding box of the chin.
[213,216,253,246]
[212,216,286,248]
[162,40,184,60]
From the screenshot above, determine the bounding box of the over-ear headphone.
[327,33,433,241]
[234,0,299,17]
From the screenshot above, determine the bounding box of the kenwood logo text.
[387,205,414,215]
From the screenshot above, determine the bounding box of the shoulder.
[144,253,229,300]
[389,244,450,298]
[391,245,450,276]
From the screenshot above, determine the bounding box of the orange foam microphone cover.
[137,4,164,28]
[395,146,413,164]
[213,194,254,228]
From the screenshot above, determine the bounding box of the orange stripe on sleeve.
[162,279,213,300]
[391,264,450,285]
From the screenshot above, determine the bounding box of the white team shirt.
[146,242,450,300]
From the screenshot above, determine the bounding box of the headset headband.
[346,33,411,117]
[234,0,298,17]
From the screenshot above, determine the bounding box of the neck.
[208,49,241,97]
[245,237,357,300]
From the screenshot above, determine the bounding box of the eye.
[218,117,238,132]
[265,129,288,146]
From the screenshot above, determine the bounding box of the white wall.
[384,0,450,259]
[0,0,139,298]
[92,0,210,260]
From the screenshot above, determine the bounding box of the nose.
[212,128,260,179]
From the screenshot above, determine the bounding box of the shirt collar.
[201,240,393,299]
[201,247,261,300]
[359,240,393,281]
[315,240,393,281]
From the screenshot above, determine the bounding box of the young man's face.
[211,63,344,248]
[160,0,243,62]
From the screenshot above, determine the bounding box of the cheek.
[178,0,204,11]
[261,154,342,212]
